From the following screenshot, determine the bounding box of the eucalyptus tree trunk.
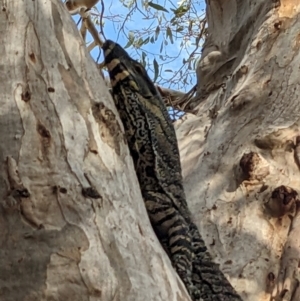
[177,1,300,300]
[0,1,190,300]
[2,0,300,301]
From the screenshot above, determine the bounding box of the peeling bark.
[176,1,300,301]
[2,1,300,301]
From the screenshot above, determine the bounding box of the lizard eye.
[133,64,144,75]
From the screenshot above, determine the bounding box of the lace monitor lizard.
[102,39,243,301]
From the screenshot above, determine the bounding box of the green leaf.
[124,32,135,49]
[148,2,169,13]
[176,26,184,32]
[137,37,143,47]
[166,27,173,44]
[153,58,159,82]
[170,17,178,25]
[173,5,189,18]
[135,37,150,48]
[188,20,193,32]
[142,51,147,63]
[124,39,133,49]
[155,26,160,40]
[160,41,164,52]
[143,37,150,45]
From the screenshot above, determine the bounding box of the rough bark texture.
[176,1,300,300]
[0,1,190,300]
[2,0,300,301]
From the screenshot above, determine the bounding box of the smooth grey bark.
[0,1,190,300]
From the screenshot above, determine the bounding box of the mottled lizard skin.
[102,39,243,301]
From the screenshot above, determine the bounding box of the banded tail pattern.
[102,39,243,301]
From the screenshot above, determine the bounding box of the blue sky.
[72,0,205,93]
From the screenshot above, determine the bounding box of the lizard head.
[102,40,159,99]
